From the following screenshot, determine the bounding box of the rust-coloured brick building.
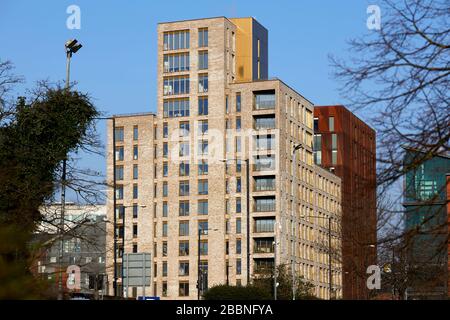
[313,105,377,299]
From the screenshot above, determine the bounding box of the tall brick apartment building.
[106,17,343,300]
[313,105,377,299]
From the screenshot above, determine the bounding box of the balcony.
[254,176,276,192]
[254,238,275,254]
[254,115,276,130]
[254,196,276,212]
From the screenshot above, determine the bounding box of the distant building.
[313,105,377,299]
[403,149,450,299]
[32,203,107,297]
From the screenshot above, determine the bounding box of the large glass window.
[198,28,208,47]
[163,53,190,73]
[198,140,208,156]
[114,127,124,141]
[179,241,189,256]
[254,238,274,253]
[179,200,189,216]
[198,74,208,93]
[254,115,276,130]
[254,218,275,233]
[254,197,276,212]
[179,221,189,236]
[255,134,275,151]
[198,51,208,70]
[179,161,189,176]
[115,166,124,180]
[199,241,208,255]
[179,181,189,196]
[115,146,124,161]
[254,176,276,191]
[179,261,189,276]
[163,76,190,96]
[198,200,208,215]
[198,160,208,175]
[198,96,208,115]
[163,98,190,118]
[179,142,190,157]
[253,155,276,171]
[163,30,190,51]
[179,121,190,137]
[254,90,275,110]
[198,120,208,135]
[179,282,189,296]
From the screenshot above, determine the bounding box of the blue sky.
[1,0,376,200]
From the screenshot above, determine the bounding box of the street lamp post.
[58,39,83,300]
[197,227,218,300]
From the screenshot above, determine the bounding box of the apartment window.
[225,219,230,234]
[131,126,138,141]
[254,115,276,130]
[198,28,208,47]
[179,161,190,176]
[164,52,190,73]
[162,282,168,297]
[133,184,138,199]
[115,146,124,161]
[162,202,168,217]
[198,51,208,70]
[198,120,208,135]
[154,183,158,197]
[198,180,208,195]
[179,200,190,216]
[236,177,242,193]
[329,116,335,132]
[179,261,189,276]
[163,30,190,51]
[115,166,124,181]
[133,244,138,253]
[226,241,229,255]
[162,222,168,237]
[179,142,190,157]
[236,218,241,234]
[236,259,242,275]
[162,241,168,256]
[179,121,190,137]
[331,133,337,149]
[163,162,168,177]
[236,239,242,254]
[164,76,190,96]
[255,134,275,151]
[116,185,123,200]
[163,98,190,118]
[133,204,138,219]
[179,282,189,296]
[198,200,208,215]
[254,218,275,233]
[163,181,168,197]
[179,221,189,236]
[314,117,319,132]
[133,145,138,160]
[198,140,208,156]
[114,127,124,141]
[198,160,208,175]
[236,93,241,112]
[179,241,189,256]
[116,205,125,220]
[255,197,275,212]
[236,198,241,213]
[236,137,241,153]
[179,181,190,196]
[254,176,276,191]
[314,134,322,165]
[332,150,338,165]
[236,117,241,131]
[163,122,168,138]
[198,74,208,93]
[198,96,208,115]
[225,95,229,113]
[199,240,208,256]
[133,224,138,238]
[254,90,275,110]
[162,142,168,158]
[198,220,209,234]
[254,238,275,253]
[133,164,138,180]
[162,261,168,277]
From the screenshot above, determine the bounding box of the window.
[198,28,208,47]
[179,181,189,196]
[236,218,241,234]
[179,261,189,276]
[331,134,337,149]
[236,117,242,131]
[198,74,208,93]
[116,205,125,220]
[254,238,275,253]
[163,98,190,118]
[162,202,168,217]
[254,218,275,233]
[179,121,190,137]
[163,122,168,138]
[314,117,319,132]
[164,76,190,95]
[198,120,208,135]
[236,259,242,275]
[133,184,138,199]
[179,221,189,236]
[162,282,168,297]
[198,140,208,156]
[162,222,168,237]
[179,282,189,296]
[198,180,208,195]
[116,185,123,200]
[115,146,124,161]
[164,52,190,73]
[133,224,138,238]
[236,93,241,112]
[198,220,209,234]
[236,198,241,213]
[162,262,168,277]
[179,162,189,176]
[179,142,190,157]
[332,150,338,165]
[254,176,276,191]
[179,201,190,216]
[199,241,208,255]
[225,95,229,113]
[163,162,168,177]
[133,145,138,160]
[133,244,138,253]
[198,51,208,70]
[236,239,241,254]
[236,160,242,173]
[163,142,168,158]
[179,241,189,256]
[115,166,124,180]
[236,177,242,193]
[133,126,138,140]
[254,115,276,130]
[198,96,208,115]
[162,241,168,256]
[163,181,168,197]
[133,204,138,219]
[255,134,275,151]
[329,117,334,132]
[115,127,124,141]
[198,160,208,175]
[163,30,190,50]
[133,164,138,180]
[313,134,322,165]
[255,197,275,212]
[198,200,208,215]
[254,90,275,110]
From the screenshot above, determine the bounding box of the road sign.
[123,253,151,287]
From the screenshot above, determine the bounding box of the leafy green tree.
[203,284,271,300]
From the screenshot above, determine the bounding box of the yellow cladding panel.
[230,17,253,82]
